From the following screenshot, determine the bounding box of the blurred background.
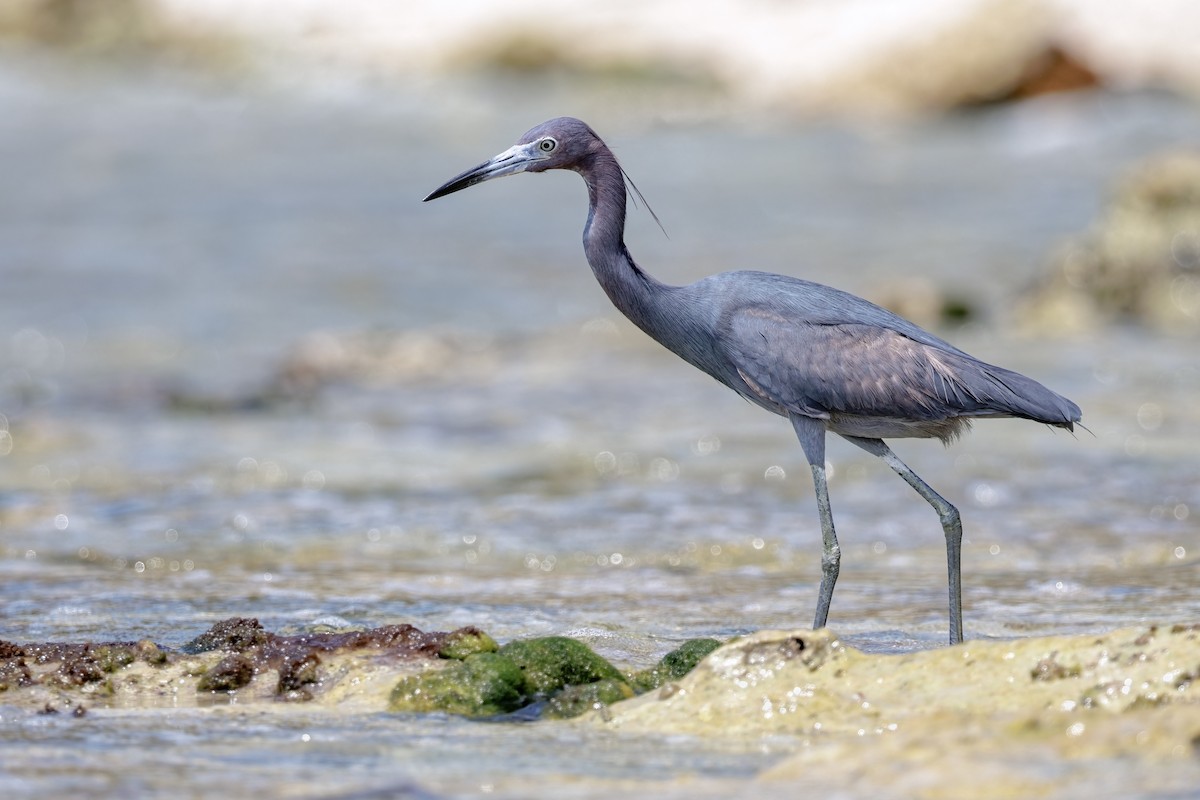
[1,0,1198,644]
[1,0,1199,638]
[1,0,1199,796]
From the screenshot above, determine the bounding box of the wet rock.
[133,639,168,666]
[7,640,168,694]
[1031,651,1082,681]
[0,619,495,709]
[597,627,1200,735]
[55,643,147,688]
[628,638,723,693]
[437,627,499,661]
[276,652,321,699]
[182,620,482,698]
[56,653,106,687]
[1019,150,1200,333]
[198,654,255,693]
[277,652,321,688]
[498,636,626,695]
[306,623,453,657]
[0,641,34,691]
[543,678,635,720]
[658,638,724,676]
[183,617,270,654]
[593,627,1200,796]
[91,644,137,673]
[390,653,527,717]
[389,636,644,719]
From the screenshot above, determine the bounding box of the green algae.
[92,645,138,673]
[628,638,723,692]
[438,628,499,660]
[387,636,724,719]
[390,652,527,717]
[390,636,631,718]
[497,636,625,695]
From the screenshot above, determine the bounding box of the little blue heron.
[424,117,1081,645]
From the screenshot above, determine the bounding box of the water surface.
[1,54,1198,797]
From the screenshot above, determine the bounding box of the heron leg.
[791,415,839,630]
[843,436,963,645]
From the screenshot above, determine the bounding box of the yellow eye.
[539,138,557,153]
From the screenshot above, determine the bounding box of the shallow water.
[1,53,1199,797]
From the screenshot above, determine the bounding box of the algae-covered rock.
[277,652,321,697]
[133,639,168,666]
[0,641,32,691]
[389,653,527,717]
[390,636,633,718]
[629,638,723,692]
[183,617,270,654]
[92,644,138,673]
[198,654,255,692]
[498,636,625,695]
[0,620,504,710]
[437,627,498,660]
[660,638,722,674]
[544,678,635,719]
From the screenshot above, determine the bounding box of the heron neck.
[579,151,673,334]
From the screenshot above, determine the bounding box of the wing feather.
[724,307,1014,423]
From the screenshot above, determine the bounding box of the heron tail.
[958,360,1082,430]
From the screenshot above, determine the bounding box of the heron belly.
[826,414,971,443]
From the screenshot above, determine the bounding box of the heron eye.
[539,138,557,153]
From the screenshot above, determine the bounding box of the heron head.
[423,117,600,202]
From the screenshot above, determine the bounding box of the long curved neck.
[577,148,674,337]
[575,148,719,379]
